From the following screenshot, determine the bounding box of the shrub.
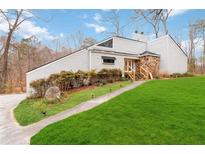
[182,72,194,77]
[30,69,123,98]
[170,72,194,78]
[159,73,170,78]
[47,73,60,86]
[170,73,182,78]
[121,77,129,81]
[110,69,122,81]
[97,69,111,79]
[58,71,74,91]
[30,79,48,98]
[74,70,87,87]
[87,69,98,85]
[95,69,122,84]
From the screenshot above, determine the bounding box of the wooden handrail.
[139,65,153,80]
[126,65,136,81]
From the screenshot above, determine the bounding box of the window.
[97,39,113,48]
[102,56,116,64]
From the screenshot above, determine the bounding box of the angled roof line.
[140,51,160,57]
[26,48,85,73]
[26,36,114,73]
[168,34,188,57]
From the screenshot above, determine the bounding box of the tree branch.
[0,9,11,30]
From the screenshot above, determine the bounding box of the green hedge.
[30,69,122,98]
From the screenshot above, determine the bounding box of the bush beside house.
[158,72,194,79]
[30,68,123,98]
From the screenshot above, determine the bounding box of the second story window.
[97,39,113,48]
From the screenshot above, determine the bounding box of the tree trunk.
[2,30,13,87]
[203,37,205,70]
[162,20,168,35]
[17,49,24,92]
[154,27,158,38]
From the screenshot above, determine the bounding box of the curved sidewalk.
[0,81,145,145]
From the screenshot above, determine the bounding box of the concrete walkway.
[0,81,145,145]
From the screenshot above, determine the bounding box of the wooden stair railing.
[126,66,136,81]
[139,64,153,80]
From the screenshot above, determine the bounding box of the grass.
[14,81,131,126]
[30,76,205,145]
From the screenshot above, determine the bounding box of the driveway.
[0,81,145,144]
[0,94,27,144]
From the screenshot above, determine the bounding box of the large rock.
[44,86,61,102]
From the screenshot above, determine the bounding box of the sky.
[0,9,205,54]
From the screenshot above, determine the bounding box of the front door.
[124,59,135,72]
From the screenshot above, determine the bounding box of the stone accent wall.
[137,55,160,79]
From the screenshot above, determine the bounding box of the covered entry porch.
[124,52,160,81]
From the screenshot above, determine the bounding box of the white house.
[26,32,188,95]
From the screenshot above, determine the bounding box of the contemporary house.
[26,32,187,95]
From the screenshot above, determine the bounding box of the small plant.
[121,77,129,81]
[91,93,95,99]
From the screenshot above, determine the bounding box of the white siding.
[147,36,169,73]
[26,49,89,95]
[91,51,138,73]
[166,36,187,73]
[113,37,146,54]
[147,35,187,74]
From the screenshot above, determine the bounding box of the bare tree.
[0,9,33,87]
[103,10,123,36]
[133,9,172,38]
[80,37,97,49]
[159,9,172,35]
[188,25,197,72]
[133,10,161,38]
[69,31,85,50]
[52,37,61,52]
[192,19,205,68]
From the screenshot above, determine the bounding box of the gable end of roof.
[168,35,187,57]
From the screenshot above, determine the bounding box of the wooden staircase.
[139,64,153,80]
[133,61,153,80]
[124,55,159,81]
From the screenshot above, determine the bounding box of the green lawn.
[14,81,131,126]
[31,76,205,145]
